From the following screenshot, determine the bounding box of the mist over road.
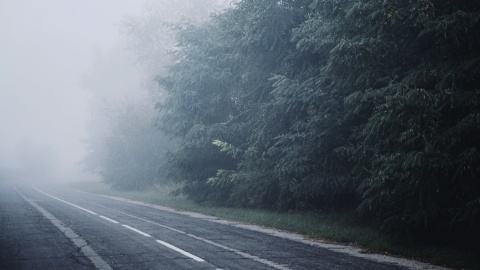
[1,182,428,270]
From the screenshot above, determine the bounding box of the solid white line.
[122,224,151,237]
[155,240,205,262]
[15,187,112,270]
[99,216,119,224]
[33,186,97,215]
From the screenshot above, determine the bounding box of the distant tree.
[83,99,171,190]
[121,0,232,98]
[80,42,144,181]
[82,0,228,190]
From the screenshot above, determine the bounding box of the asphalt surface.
[0,181,441,270]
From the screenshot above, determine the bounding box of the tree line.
[87,0,480,246]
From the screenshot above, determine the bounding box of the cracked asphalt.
[0,181,444,270]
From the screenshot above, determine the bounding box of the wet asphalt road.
[0,181,436,270]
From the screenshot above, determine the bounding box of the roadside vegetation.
[81,1,480,269]
[72,180,479,269]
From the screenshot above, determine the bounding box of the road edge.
[70,187,450,270]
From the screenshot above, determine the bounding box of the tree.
[155,0,480,245]
[341,0,480,242]
[157,0,312,208]
[84,99,171,190]
[82,0,228,190]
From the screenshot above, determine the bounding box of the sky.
[0,0,147,179]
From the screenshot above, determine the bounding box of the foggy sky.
[0,0,147,179]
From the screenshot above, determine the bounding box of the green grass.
[71,180,479,269]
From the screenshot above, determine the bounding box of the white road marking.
[71,199,290,270]
[99,215,119,224]
[33,186,98,215]
[33,186,210,264]
[50,187,288,268]
[122,224,152,237]
[69,188,450,270]
[124,215,290,269]
[155,240,205,262]
[15,187,113,270]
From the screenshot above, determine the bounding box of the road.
[0,181,444,270]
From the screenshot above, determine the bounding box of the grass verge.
[70,180,479,269]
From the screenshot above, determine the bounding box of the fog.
[0,0,147,182]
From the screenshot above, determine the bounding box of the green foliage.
[157,0,312,209]
[342,0,480,242]
[155,20,240,202]
[153,0,480,247]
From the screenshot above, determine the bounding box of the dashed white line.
[33,186,98,215]
[155,240,205,262]
[63,193,290,269]
[99,215,119,224]
[122,224,152,237]
[91,209,290,269]
[32,187,211,265]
